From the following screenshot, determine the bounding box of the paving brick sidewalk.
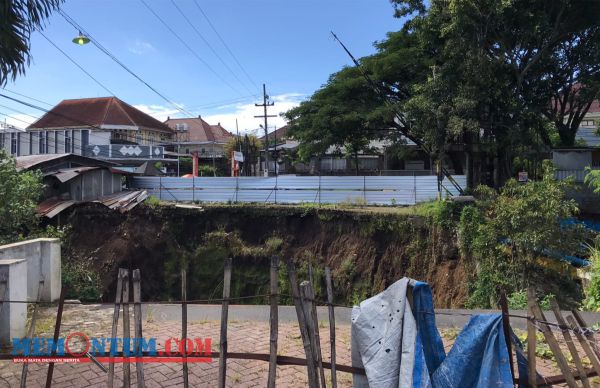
[0,304,354,387]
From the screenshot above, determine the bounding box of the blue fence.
[131,175,466,206]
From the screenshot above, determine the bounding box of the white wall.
[553,150,592,170]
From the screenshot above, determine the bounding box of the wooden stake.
[571,309,600,360]
[132,269,145,388]
[286,259,319,388]
[526,288,537,388]
[566,315,600,376]
[218,258,232,388]
[21,276,45,388]
[108,269,124,388]
[325,267,337,388]
[498,292,515,383]
[530,298,578,388]
[181,269,189,388]
[267,256,279,388]
[550,300,590,388]
[308,274,326,388]
[301,280,325,388]
[122,269,131,387]
[45,286,66,388]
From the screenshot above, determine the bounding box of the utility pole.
[255,84,276,176]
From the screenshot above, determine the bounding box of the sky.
[1,0,403,135]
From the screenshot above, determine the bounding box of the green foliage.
[62,260,102,301]
[584,241,600,311]
[507,290,553,310]
[414,200,462,228]
[0,0,63,86]
[145,195,160,207]
[584,167,600,194]
[464,167,585,308]
[0,150,43,243]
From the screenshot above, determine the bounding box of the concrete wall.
[0,259,27,344]
[0,238,61,302]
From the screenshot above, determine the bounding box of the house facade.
[164,116,232,158]
[2,97,174,163]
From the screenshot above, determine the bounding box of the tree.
[394,0,600,184]
[0,150,43,243]
[284,29,431,174]
[0,0,63,86]
[224,135,262,176]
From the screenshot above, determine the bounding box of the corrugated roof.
[165,117,232,143]
[45,166,101,183]
[259,125,289,142]
[28,97,174,133]
[15,153,115,171]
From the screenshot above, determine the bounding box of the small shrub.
[507,290,554,310]
[145,195,160,207]
[62,261,102,301]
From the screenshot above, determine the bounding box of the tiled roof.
[259,125,289,142]
[28,97,174,133]
[165,117,232,143]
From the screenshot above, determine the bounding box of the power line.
[0,89,53,107]
[169,0,257,98]
[139,0,244,98]
[37,30,115,96]
[192,0,260,92]
[58,9,194,118]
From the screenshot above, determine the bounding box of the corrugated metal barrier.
[131,175,467,205]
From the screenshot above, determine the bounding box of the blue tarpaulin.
[352,279,525,388]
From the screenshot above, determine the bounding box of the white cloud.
[133,93,305,135]
[133,104,181,122]
[202,93,305,135]
[128,40,155,55]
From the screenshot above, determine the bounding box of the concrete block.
[0,238,61,302]
[0,259,27,345]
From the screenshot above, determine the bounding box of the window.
[201,148,206,154]
[82,130,89,150]
[10,133,17,155]
[29,133,33,154]
[582,120,597,127]
[54,131,59,153]
[0,133,4,149]
[176,123,188,131]
[38,132,45,154]
[136,132,142,144]
[65,130,72,153]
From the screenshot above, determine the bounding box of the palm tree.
[0,0,63,86]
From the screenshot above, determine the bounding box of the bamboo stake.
[301,280,325,388]
[530,298,578,388]
[286,259,319,388]
[218,258,232,388]
[21,276,45,388]
[308,273,326,388]
[566,315,600,376]
[325,267,337,388]
[498,292,515,383]
[526,288,537,388]
[132,269,145,388]
[267,256,279,388]
[550,300,590,388]
[45,286,66,388]
[122,269,131,387]
[571,309,600,360]
[108,269,124,388]
[181,269,189,388]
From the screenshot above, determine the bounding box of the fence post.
[318,174,321,207]
[325,267,337,388]
[122,269,131,387]
[192,176,195,203]
[218,258,233,388]
[267,256,279,388]
[133,269,145,388]
[159,176,162,201]
[181,269,189,388]
[363,175,366,204]
[413,172,417,205]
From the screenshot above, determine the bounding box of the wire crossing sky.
[1,0,403,133]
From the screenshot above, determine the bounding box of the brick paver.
[0,304,354,387]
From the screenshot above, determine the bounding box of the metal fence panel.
[131,175,467,205]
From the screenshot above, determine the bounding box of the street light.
[72,31,90,45]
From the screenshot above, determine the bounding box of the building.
[164,116,232,159]
[575,100,600,146]
[0,122,25,156]
[2,97,174,164]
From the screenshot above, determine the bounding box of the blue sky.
[1,0,403,133]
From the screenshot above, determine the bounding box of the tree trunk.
[557,122,577,147]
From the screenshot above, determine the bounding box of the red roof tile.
[165,117,232,143]
[28,97,174,133]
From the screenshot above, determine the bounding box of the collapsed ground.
[57,202,583,308]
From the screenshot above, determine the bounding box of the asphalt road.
[145,304,600,331]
